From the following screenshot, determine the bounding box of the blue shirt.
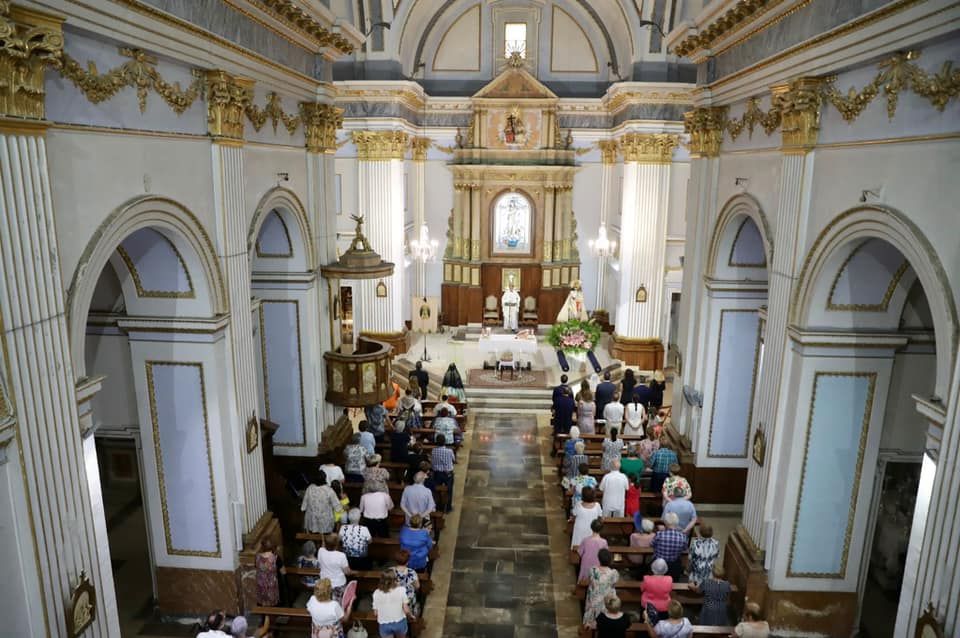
[649,448,678,474]
[651,528,688,562]
[364,404,388,436]
[663,498,697,531]
[399,526,433,570]
[358,431,376,457]
[431,446,455,472]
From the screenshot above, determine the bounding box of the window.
[504,22,527,58]
[492,192,532,255]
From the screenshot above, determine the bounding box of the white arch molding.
[705,192,773,278]
[791,204,958,400]
[247,186,317,271]
[67,196,228,379]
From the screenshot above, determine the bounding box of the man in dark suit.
[552,374,569,409]
[595,371,617,419]
[413,361,429,400]
[553,386,576,435]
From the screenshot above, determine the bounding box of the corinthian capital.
[619,133,680,164]
[351,130,409,161]
[683,106,728,158]
[0,2,64,120]
[770,77,824,152]
[204,69,254,142]
[300,102,342,153]
[597,140,619,165]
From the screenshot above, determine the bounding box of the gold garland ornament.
[59,47,203,114]
[246,91,300,134]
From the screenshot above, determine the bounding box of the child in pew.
[595,595,631,638]
[625,473,643,519]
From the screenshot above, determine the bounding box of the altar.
[477,332,539,357]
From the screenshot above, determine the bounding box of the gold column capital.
[410,136,432,161]
[770,77,824,153]
[204,69,254,143]
[0,2,65,121]
[619,133,680,164]
[299,102,342,153]
[351,130,409,160]
[683,106,728,158]
[597,139,619,164]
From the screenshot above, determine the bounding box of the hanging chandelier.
[409,223,438,263]
[588,224,616,258]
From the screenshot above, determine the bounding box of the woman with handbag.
[306,578,350,638]
[372,570,413,638]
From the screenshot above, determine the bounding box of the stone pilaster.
[352,131,408,348]
[410,137,430,296]
[673,108,724,433]
[611,133,679,369]
[594,140,619,312]
[0,5,119,635]
[204,69,267,531]
[742,78,823,547]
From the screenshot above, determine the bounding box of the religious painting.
[635,285,648,303]
[492,192,532,255]
[752,427,766,466]
[376,280,387,298]
[361,362,376,393]
[501,268,521,292]
[500,106,527,146]
[66,571,96,638]
[915,604,943,638]
[411,296,439,333]
[245,414,259,453]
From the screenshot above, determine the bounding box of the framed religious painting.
[501,268,521,292]
[491,191,533,256]
[914,604,943,638]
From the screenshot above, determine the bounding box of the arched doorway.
[764,206,957,635]
[69,197,235,625]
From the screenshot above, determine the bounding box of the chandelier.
[409,223,438,263]
[588,224,616,258]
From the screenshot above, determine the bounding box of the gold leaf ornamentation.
[251,0,354,54]
[300,102,342,153]
[246,91,300,134]
[725,97,780,141]
[59,48,203,115]
[204,69,253,140]
[0,1,65,120]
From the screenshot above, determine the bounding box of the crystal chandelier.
[409,223,438,263]
[588,224,616,258]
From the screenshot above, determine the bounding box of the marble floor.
[441,414,560,638]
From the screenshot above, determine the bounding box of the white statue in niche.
[493,193,531,254]
[556,279,589,322]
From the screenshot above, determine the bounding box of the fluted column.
[410,137,430,296]
[742,78,824,546]
[352,131,407,338]
[673,107,724,434]
[611,134,679,368]
[469,186,482,262]
[302,100,342,427]
[205,70,267,532]
[594,140,619,311]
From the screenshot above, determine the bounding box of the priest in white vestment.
[501,285,520,331]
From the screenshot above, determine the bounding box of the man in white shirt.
[197,611,230,638]
[602,391,624,430]
[501,285,520,332]
[435,394,458,416]
[360,489,394,537]
[599,459,629,517]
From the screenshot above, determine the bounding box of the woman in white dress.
[306,578,348,638]
[556,280,589,322]
[623,398,646,436]
[569,486,603,548]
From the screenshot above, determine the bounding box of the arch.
[791,205,959,399]
[248,187,316,272]
[67,196,227,379]
[705,193,773,279]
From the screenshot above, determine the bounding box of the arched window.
[492,192,532,255]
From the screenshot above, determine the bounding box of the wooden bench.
[624,623,733,638]
[295,532,439,565]
[285,566,433,596]
[568,545,687,569]
[575,580,737,605]
[343,482,449,512]
[564,517,699,538]
[253,606,425,637]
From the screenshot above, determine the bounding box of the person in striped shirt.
[430,435,455,512]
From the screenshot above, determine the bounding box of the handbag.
[346,620,368,638]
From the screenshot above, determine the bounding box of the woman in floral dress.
[255,539,281,606]
[302,474,343,534]
[582,549,619,629]
[362,454,390,494]
[687,524,719,585]
[601,427,625,472]
[392,550,422,617]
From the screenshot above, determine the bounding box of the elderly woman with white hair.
[362,454,390,494]
[339,508,373,570]
[563,440,589,481]
[641,558,674,624]
[296,540,321,588]
[629,517,657,567]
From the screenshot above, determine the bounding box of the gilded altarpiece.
[442,59,580,325]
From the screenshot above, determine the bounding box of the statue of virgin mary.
[555,280,589,322]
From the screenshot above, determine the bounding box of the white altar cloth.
[477,333,538,357]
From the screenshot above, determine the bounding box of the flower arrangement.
[547,319,601,356]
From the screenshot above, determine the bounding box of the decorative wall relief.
[245,414,259,453]
[375,280,388,298]
[635,285,647,303]
[752,427,766,466]
[246,91,300,134]
[361,362,376,393]
[66,570,96,638]
[0,1,64,120]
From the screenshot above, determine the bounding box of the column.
[410,137,430,296]
[610,133,679,369]
[894,396,954,635]
[742,79,825,546]
[593,140,619,316]
[302,100,344,428]
[204,70,268,534]
[672,107,724,434]
[469,185,481,262]
[0,5,119,635]
[352,130,408,350]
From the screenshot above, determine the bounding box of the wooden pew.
[285,566,433,596]
[343,482,449,512]
[568,545,687,569]
[295,532,439,565]
[253,607,425,637]
[574,580,737,605]
[554,433,646,452]
[623,624,734,638]
[564,517,699,538]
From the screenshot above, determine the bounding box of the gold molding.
[0,2,64,120]
[728,217,768,267]
[250,0,355,54]
[246,91,300,134]
[771,77,824,151]
[115,235,196,299]
[410,136,432,161]
[787,371,876,579]
[0,116,49,134]
[597,139,618,164]
[684,106,727,158]
[826,240,909,312]
[618,133,679,163]
[724,97,781,140]
[351,130,409,160]
[145,361,221,558]
[674,0,790,58]
[823,50,960,121]
[258,299,307,447]
[706,309,762,458]
[204,69,254,141]
[254,211,293,258]
[58,48,203,115]
[299,102,342,153]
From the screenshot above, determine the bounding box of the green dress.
[620,457,645,479]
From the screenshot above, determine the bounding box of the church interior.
[0,0,958,637]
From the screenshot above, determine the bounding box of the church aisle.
[441,414,559,638]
